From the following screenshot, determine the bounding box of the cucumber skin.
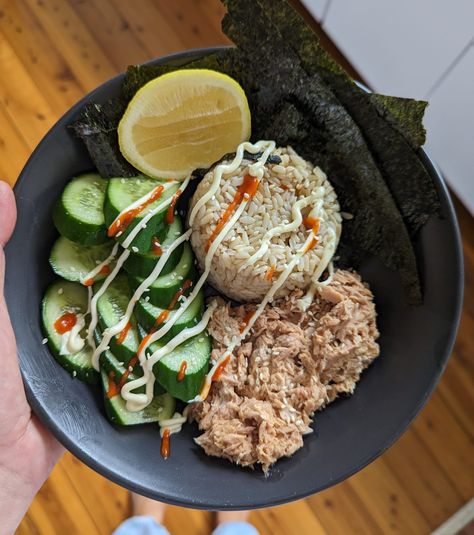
[99,349,165,395]
[123,243,183,279]
[41,281,98,384]
[53,196,108,246]
[101,371,175,426]
[43,326,99,384]
[96,315,139,366]
[128,267,197,309]
[95,275,140,365]
[127,243,197,308]
[152,333,212,402]
[104,179,179,254]
[135,292,204,344]
[123,217,183,278]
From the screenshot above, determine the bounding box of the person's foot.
[130,492,166,524]
[216,510,251,525]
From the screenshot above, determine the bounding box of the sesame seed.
[72,371,77,378]
[128,366,133,372]
[42,338,48,345]
[141,223,147,229]
[116,231,123,238]
[145,296,150,302]
[58,288,64,295]
[121,178,126,184]
[131,246,139,253]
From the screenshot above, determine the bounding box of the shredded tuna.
[190,270,379,473]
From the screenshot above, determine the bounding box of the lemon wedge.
[118,69,251,180]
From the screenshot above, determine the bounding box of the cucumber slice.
[49,236,115,283]
[135,290,204,344]
[143,326,212,402]
[99,348,165,395]
[101,370,175,425]
[104,176,179,254]
[128,242,195,308]
[96,274,140,364]
[53,173,108,245]
[123,217,183,279]
[41,280,98,384]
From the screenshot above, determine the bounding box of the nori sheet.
[221,0,424,303]
[71,0,442,304]
[71,99,137,178]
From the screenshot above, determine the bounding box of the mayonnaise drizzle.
[188,140,276,226]
[298,224,339,311]
[121,302,217,411]
[193,226,324,402]
[113,179,178,231]
[159,405,191,437]
[238,189,326,272]
[91,229,192,371]
[60,313,86,355]
[84,180,185,342]
[121,141,276,411]
[88,177,191,369]
[81,242,120,285]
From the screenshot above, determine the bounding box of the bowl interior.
[4,48,463,509]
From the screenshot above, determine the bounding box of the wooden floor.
[1,1,472,533]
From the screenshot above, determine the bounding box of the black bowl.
[4,47,463,510]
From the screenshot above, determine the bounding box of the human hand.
[0,181,64,534]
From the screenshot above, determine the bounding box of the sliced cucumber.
[41,280,98,384]
[135,290,204,344]
[104,176,179,254]
[128,242,195,309]
[95,274,140,364]
[53,173,108,245]
[99,348,165,395]
[101,370,175,425]
[143,326,211,402]
[123,216,183,279]
[49,236,115,283]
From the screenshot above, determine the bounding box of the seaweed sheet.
[71,0,442,305]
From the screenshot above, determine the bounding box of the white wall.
[302,0,474,214]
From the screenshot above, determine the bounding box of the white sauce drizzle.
[237,189,326,272]
[88,177,191,369]
[121,302,217,412]
[298,225,339,311]
[60,313,86,355]
[91,229,192,371]
[188,140,276,226]
[121,141,276,411]
[59,286,93,356]
[159,405,191,437]
[81,242,120,286]
[193,225,324,402]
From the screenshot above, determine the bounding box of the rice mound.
[189,146,341,302]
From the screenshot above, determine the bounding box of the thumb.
[0,181,16,246]
[0,181,17,293]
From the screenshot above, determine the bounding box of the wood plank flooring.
[0,1,472,533]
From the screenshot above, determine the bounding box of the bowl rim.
[9,46,464,509]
